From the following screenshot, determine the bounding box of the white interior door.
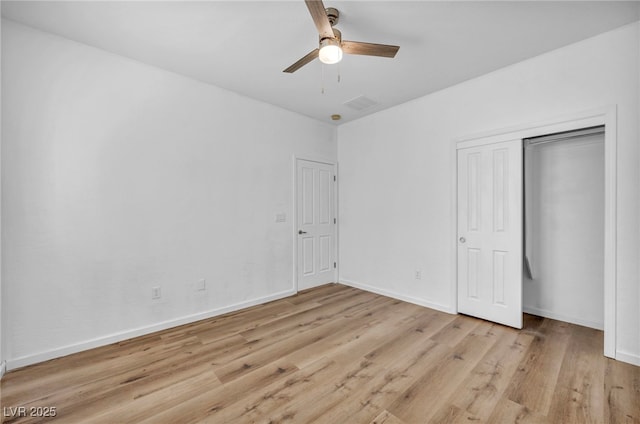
[296,159,336,290]
[457,139,523,328]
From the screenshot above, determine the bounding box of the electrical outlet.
[415,270,422,280]
[196,279,206,291]
[152,286,161,299]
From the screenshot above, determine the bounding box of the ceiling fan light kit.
[318,37,343,64]
[283,0,400,73]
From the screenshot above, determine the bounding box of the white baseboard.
[6,288,296,371]
[1,361,6,379]
[339,279,455,314]
[615,350,640,367]
[523,305,604,330]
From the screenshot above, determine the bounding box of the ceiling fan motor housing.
[320,28,342,43]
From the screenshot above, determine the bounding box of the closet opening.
[523,125,605,330]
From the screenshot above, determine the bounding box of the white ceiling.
[2,1,639,124]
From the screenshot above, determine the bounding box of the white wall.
[338,22,640,364]
[0,15,4,377]
[637,17,640,365]
[1,20,336,369]
[523,134,604,330]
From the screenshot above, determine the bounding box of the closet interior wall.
[523,127,605,330]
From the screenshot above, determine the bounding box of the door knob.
[459,237,466,243]
[298,230,307,234]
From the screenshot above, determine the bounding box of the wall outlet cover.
[196,279,206,291]
[152,286,161,299]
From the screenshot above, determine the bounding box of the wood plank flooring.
[1,284,638,423]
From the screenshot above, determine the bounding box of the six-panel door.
[457,140,523,328]
[297,159,336,290]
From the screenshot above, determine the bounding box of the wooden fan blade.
[283,49,319,73]
[341,40,400,58]
[305,0,334,40]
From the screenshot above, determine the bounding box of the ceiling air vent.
[343,95,378,111]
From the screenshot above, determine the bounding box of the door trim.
[293,156,338,293]
[452,105,617,358]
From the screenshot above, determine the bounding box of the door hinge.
[334,175,336,182]
[334,262,337,269]
[334,218,336,224]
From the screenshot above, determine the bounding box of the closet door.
[457,139,523,328]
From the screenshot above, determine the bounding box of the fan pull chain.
[321,64,325,94]
[337,62,341,83]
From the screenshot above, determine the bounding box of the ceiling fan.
[283,0,400,73]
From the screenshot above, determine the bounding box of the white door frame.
[452,106,617,358]
[293,156,338,292]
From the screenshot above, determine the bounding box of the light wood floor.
[1,284,638,423]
